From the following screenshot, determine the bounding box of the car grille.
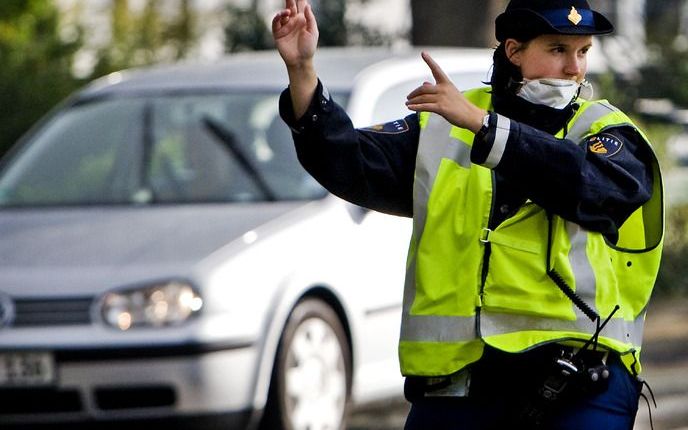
[95,386,176,410]
[0,388,82,414]
[0,385,176,416]
[12,297,94,327]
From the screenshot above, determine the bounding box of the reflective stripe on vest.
[399,88,664,376]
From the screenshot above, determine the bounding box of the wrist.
[287,61,318,121]
[474,112,493,141]
[468,108,488,134]
[286,59,316,79]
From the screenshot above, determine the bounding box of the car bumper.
[0,344,260,428]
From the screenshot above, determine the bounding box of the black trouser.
[404,346,642,430]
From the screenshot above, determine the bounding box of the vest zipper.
[476,170,497,336]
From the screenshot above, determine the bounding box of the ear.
[504,39,523,67]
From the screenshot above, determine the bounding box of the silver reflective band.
[412,114,472,243]
[480,310,645,347]
[484,114,510,168]
[400,306,644,346]
[566,222,598,317]
[566,101,615,143]
[401,313,476,342]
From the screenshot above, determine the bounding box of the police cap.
[495,0,614,42]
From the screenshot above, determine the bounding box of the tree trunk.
[410,0,504,47]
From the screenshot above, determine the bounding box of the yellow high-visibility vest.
[399,88,664,376]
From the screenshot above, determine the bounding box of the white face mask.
[516,78,593,109]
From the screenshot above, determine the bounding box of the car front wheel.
[262,298,352,430]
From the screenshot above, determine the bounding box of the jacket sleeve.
[279,80,419,217]
[471,111,654,242]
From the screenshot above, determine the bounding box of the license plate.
[0,352,55,386]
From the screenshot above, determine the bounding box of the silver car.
[0,47,492,429]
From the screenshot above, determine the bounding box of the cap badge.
[568,6,583,25]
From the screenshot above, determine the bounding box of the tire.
[261,298,352,430]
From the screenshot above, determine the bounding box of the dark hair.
[490,39,531,96]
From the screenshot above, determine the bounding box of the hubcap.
[285,317,346,430]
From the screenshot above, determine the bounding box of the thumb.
[422,51,449,84]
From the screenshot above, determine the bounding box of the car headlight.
[100,280,203,330]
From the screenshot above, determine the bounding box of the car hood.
[0,202,310,295]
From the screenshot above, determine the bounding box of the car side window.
[0,98,145,206]
[147,93,324,204]
[0,92,326,207]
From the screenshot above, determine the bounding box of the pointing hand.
[406,52,486,133]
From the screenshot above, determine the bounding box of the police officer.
[273,0,663,428]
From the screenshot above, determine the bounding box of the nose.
[564,53,583,80]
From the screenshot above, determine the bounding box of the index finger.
[422,51,450,84]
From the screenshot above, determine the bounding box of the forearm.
[472,114,653,238]
[286,60,318,120]
[279,82,417,216]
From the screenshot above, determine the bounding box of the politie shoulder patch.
[586,133,624,157]
[362,119,409,134]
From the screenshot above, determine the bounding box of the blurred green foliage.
[638,48,688,108]
[656,204,688,296]
[640,0,688,108]
[223,0,395,54]
[224,5,273,53]
[0,0,393,157]
[90,0,197,79]
[0,0,197,158]
[637,122,688,297]
[0,0,83,157]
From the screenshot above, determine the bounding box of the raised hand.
[272,0,319,119]
[272,0,319,68]
[406,52,486,133]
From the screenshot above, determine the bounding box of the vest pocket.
[413,160,485,317]
[601,246,657,320]
[482,208,576,320]
[483,246,576,319]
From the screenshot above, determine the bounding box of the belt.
[409,344,617,399]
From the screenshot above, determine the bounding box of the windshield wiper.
[139,103,157,203]
[202,115,277,202]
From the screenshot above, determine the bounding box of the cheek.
[579,58,589,75]
[520,60,557,80]
[515,49,567,80]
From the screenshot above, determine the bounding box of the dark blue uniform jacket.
[279,81,654,243]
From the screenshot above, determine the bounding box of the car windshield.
[0,92,334,207]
